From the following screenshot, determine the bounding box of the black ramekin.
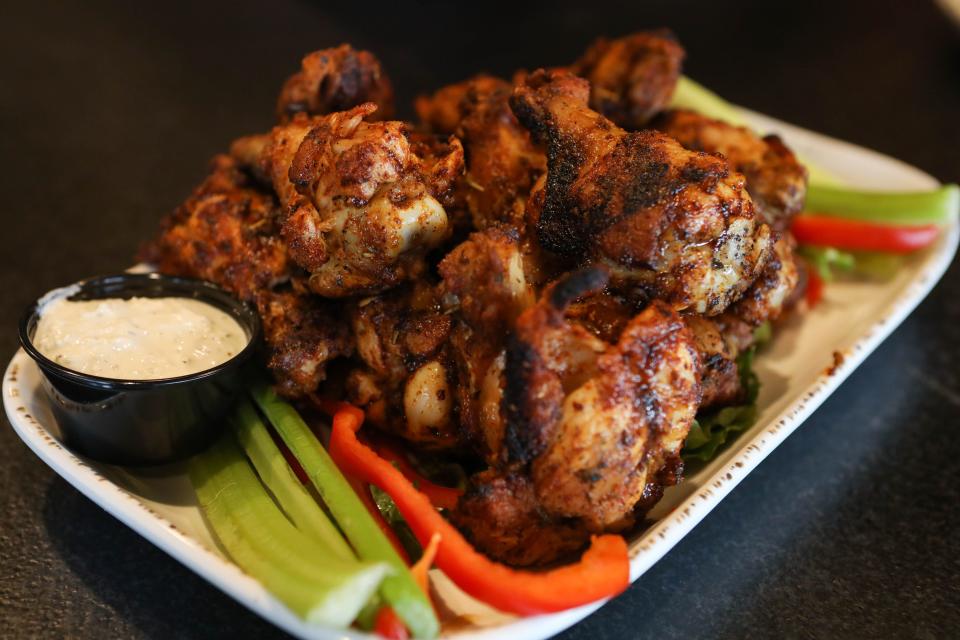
[19,273,262,466]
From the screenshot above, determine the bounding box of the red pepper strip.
[792,215,941,254]
[327,406,630,616]
[372,438,463,511]
[806,269,824,308]
[373,607,409,640]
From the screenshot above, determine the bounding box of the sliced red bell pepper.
[792,215,941,254]
[373,606,409,640]
[806,269,824,308]
[326,403,630,616]
[371,438,463,511]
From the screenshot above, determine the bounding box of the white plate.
[5,111,958,640]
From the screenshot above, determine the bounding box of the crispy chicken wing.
[716,232,801,352]
[276,45,394,123]
[145,155,351,397]
[257,287,353,398]
[571,30,684,130]
[147,155,289,300]
[417,75,546,231]
[504,267,700,530]
[511,70,773,315]
[685,314,743,409]
[654,109,808,230]
[345,281,458,448]
[450,470,591,567]
[255,104,463,297]
[438,227,536,458]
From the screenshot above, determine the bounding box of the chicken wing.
[505,267,700,530]
[571,30,685,130]
[145,155,352,397]
[276,45,394,123]
[438,227,536,458]
[345,280,459,448]
[654,109,808,230]
[256,104,463,297]
[450,470,591,567]
[417,75,546,231]
[511,70,773,315]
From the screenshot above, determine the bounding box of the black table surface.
[2,1,958,638]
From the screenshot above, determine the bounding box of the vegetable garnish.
[371,438,463,511]
[250,385,439,640]
[189,435,389,626]
[325,402,630,616]
[791,215,942,254]
[345,471,412,564]
[232,399,353,560]
[805,183,959,227]
[374,607,410,640]
[682,346,761,463]
[806,270,825,308]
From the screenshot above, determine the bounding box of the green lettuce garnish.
[682,342,761,463]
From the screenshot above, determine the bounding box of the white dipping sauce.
[33,296,248,380]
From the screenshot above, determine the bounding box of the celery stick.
[670,75,749,128]
[805,183,960,226]
[250,384,439,640]
[232,399,354,562]
[189,436,389,627]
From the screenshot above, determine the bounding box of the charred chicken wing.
[511,70,773,315]
[654,109,808,230]
[417,75,546,231]
[257,104,463,297]
[276,45,395,123]
[571,30,685,130]
[146,155,351,397]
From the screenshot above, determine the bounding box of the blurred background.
[1,1,958,638]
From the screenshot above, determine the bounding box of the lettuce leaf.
[682,345,760,463]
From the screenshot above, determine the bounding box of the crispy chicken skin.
[504,267,700,530]
[511,70,773,315]
[256,104,463,297]
[145,155,351,397]
[346,281,459,448]
[258,287,353,398]
[439,227,536,458]
[417,75,546,231]
[571,30,685,129]
[276,45,394,123]
[654,109,808,230]
[687,234,800,407]
[717,232,801,352]
[449,471,591,567]
[685,315,743,409]
[147,155,289,301]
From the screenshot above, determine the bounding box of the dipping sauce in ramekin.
[19,273,261,466]
[33,296,248,380]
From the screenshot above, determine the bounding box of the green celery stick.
[189,436,389,627]
[670,76,960,213]
[805,183,960,226]
[670,75,749,127]
[250,384,439,640]
[232,398,354,562]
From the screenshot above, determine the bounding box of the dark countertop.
[2,1,958,638]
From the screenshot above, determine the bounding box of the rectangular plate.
[5,110,958,640]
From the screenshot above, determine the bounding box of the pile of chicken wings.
[147,32,808,566]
